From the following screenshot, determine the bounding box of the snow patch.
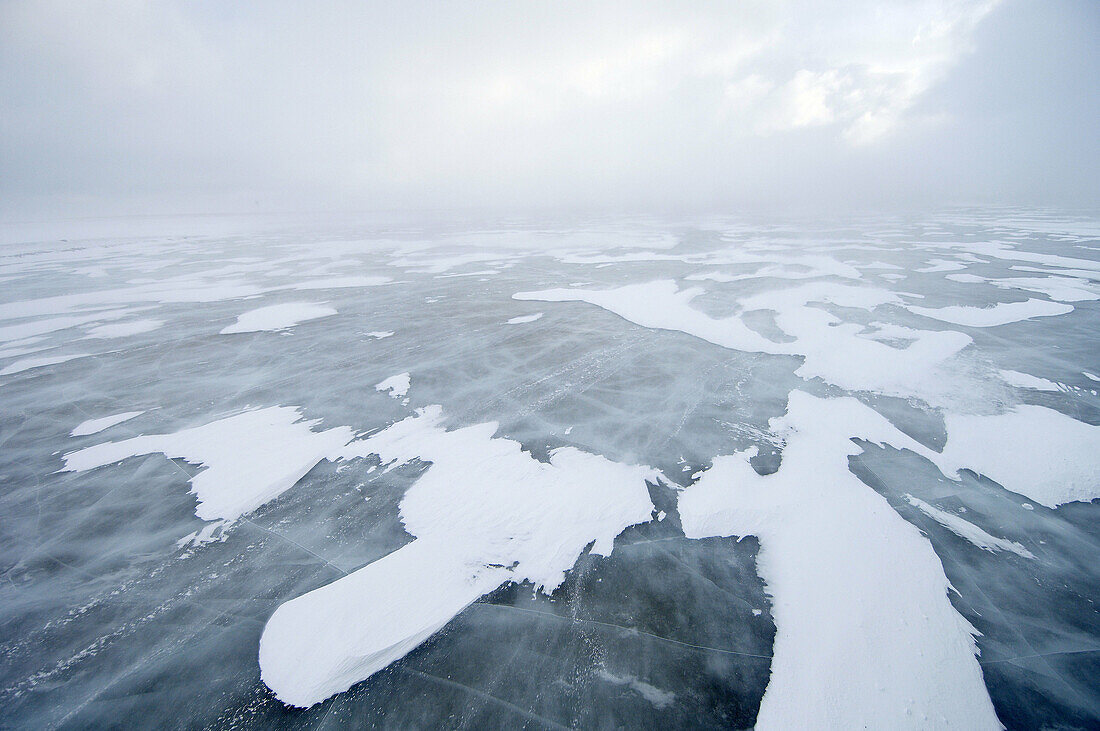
[904,495,1034,559]
[0,353,88,376]
[71,411,144,436]
[677,392,1001,730]
[909,299,1073,327]
[83,319,163,339]
[61,407,354,521]
[998,369,1060,392]
[221,302,336,334]
[939,406,1100,508]
[375,372,410,398]
[506,312,543,324]
[259,405,656,707]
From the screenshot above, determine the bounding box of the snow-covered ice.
[82,319,164,339]
[71,411,144,436]
[938,406,1100,508]
[260,404,656,706]
[904,495,1035,559]
[3,211,1098,729]
[62,407,354,521]
[505,312,543,324]
[375,372,410,398]
[908,298,1074,327]
[678,392,1002,730]
[220,302,337,334]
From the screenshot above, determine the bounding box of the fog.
[1,0,1096,218]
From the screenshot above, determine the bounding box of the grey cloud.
[0,0,1095,216]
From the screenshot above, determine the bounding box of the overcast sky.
[1,0,1096,217]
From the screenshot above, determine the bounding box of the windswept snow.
[5,212,1099,727]
[221,302,336,334]
[284,275,392,290]
[999,369,1060,392]
[61,407,354,521]
[71,411,144,436]
[259,405,656,707]
[904,495,1035,559]
[678,392,1001,730]
[515,280,971,400]
[83,319,164,339]
[516,281,784,354]
[375,372,410,399]
[0,353,88,376]
[908,298,1074,327]
[506,312,543,324]
[939,406,1100,508]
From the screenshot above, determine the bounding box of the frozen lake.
[1,210,1098,728]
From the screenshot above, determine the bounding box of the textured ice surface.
[2,210,1098,729]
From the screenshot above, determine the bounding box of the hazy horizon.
[2,0,1097,220]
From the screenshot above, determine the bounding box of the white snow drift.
[61,407,354,521]
[259,405,656,707]
[678,392,1002,730]
[221,302,337,334]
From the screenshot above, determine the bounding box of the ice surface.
[517,280,972,400]
[220,302,337,333]
[62,407,354,521]
[3,211,1098,729]
[71,410,144,436]
[284,275,392,290]
[260,404,656,706]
